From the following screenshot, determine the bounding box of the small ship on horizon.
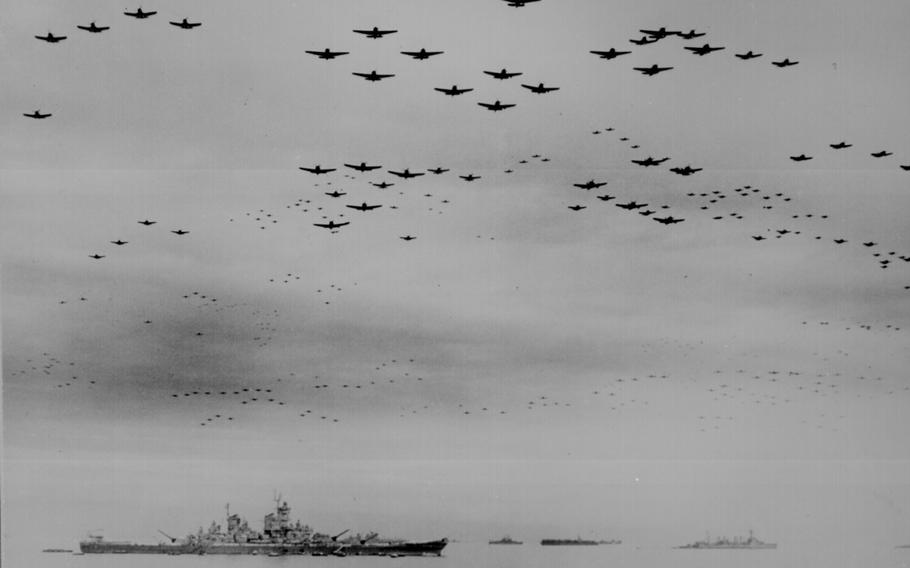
[77,495,447,556]
[541,536,620,546]
[676,530,776,549]
[489,535,523,545]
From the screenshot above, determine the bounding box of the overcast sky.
[3,0,910,563]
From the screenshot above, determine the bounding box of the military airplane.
[77,22,109,33]
[353,27,397,39]
[460,174,481,181]
[346,203,382,211]
[388,169,425,179]
[669,165,702,176]
[477,100,516,111]
[735,50,763,60]
[345,162,382,172]
[314,220,350,230]
[434,85,474,96]
[573,180,607,190]
[521,83,559,94]
[871,150,893,158]
[35,32,67,43]
[596,194,615,201]
[502,0,541,6]
[138,219,157,226]
[299,165,336,174]
[89,254,105,259]
[833,238,847,244]
[590,48,632,59]
[684,43,725,56]
[483,68,522,79]
[789,154,812,162]
[401,48,444,60]
[428,167,449,174]
[568,205,587,211]
[353,70,395,81]
[110,240,129,245]
[772,58,799,67]
[631,156,670,166]
[677,29,706,39]
[640,27,679,39]
[830,141,852,149]
[900,165,910,171]
[170,18,201,29]
[629,36,659,45]
[124,8,157,18]
[400,235,416,241]
[372,181,394,188]
[171,229,190,235]
[616,201,647,210]
[634,64,673,75]
[654,216,684,224]
[325,190,346,198]
[306,48,349,60]
[24,110,52,119]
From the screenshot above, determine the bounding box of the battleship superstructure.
[676,530,776,550]
[78,496,447,556]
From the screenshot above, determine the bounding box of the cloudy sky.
[3,0,910,563]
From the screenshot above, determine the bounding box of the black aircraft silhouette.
[346,203,382,211]
[24,110,52,119]
[401,48,443,60]
[596,194,615,201]
[772,58,799,67]
[634,64,673,76]
[654,216,684,224]
[353,27,397,39]
[790,154,812,162]
[434,85,473,96]
[573,180,607,190]
[568,205,587,211]
[171,229,190,235]
[900,165,910,171]
[502,0,541,6]
[833,238,847,244]
[871,151,893,158]
[478,100,516,111]
[684,43,725,56]
[830,141,852,149]
[677,29,706,40]
[735,50,763,60]
[138,219,157,225]
[388,169,424,179]
[752,235,766,241]
[616,201,647,210]
[299,165,336,174]
[631,156,670,166]
[521,83,559,94]
[640,27,679,39]
[124,8,157,19]
[483,68,522,79]
[345,162,382,172]
[460,174,481,181]
[400,235,416,241]
[669,165,702,176]
[77,22,109,33]
[863,242,877,247]
[110,240,128,245]
[590,48,632,60]
[89,254,105,259]
[372,181,394,188]
[353,70,395,81]
[170,18,201,29]
[35,33,67,43]
[630,36,659,45]
[325,190,346,198]
[428,167,449,174]
[306,48,349,60]
[314,220,350,229]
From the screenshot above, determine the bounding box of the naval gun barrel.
[158,530,177,543]
[331,529,350,542]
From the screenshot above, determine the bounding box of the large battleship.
[676,530,776,550]
[78,496,447,556]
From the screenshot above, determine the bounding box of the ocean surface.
[11,542,910,568]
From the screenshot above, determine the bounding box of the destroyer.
[676,530,776,549]
[540,537,599,545]
[489,535,523,545]
[79,496,447,556]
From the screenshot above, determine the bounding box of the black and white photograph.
[3,1,910,567]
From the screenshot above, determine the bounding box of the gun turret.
[158,530,177,543]
[331,529,350,542]
[360,532,379,545]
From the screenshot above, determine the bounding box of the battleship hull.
[79,538,448,556]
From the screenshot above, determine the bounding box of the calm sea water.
[10,542,910,568]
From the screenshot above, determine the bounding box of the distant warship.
[676,530,776,549]
[540,537,599,545]
[489,535,523,545]
[78,496,447,556]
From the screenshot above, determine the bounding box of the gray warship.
[676,530,776,550]
[79,496,447,556]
